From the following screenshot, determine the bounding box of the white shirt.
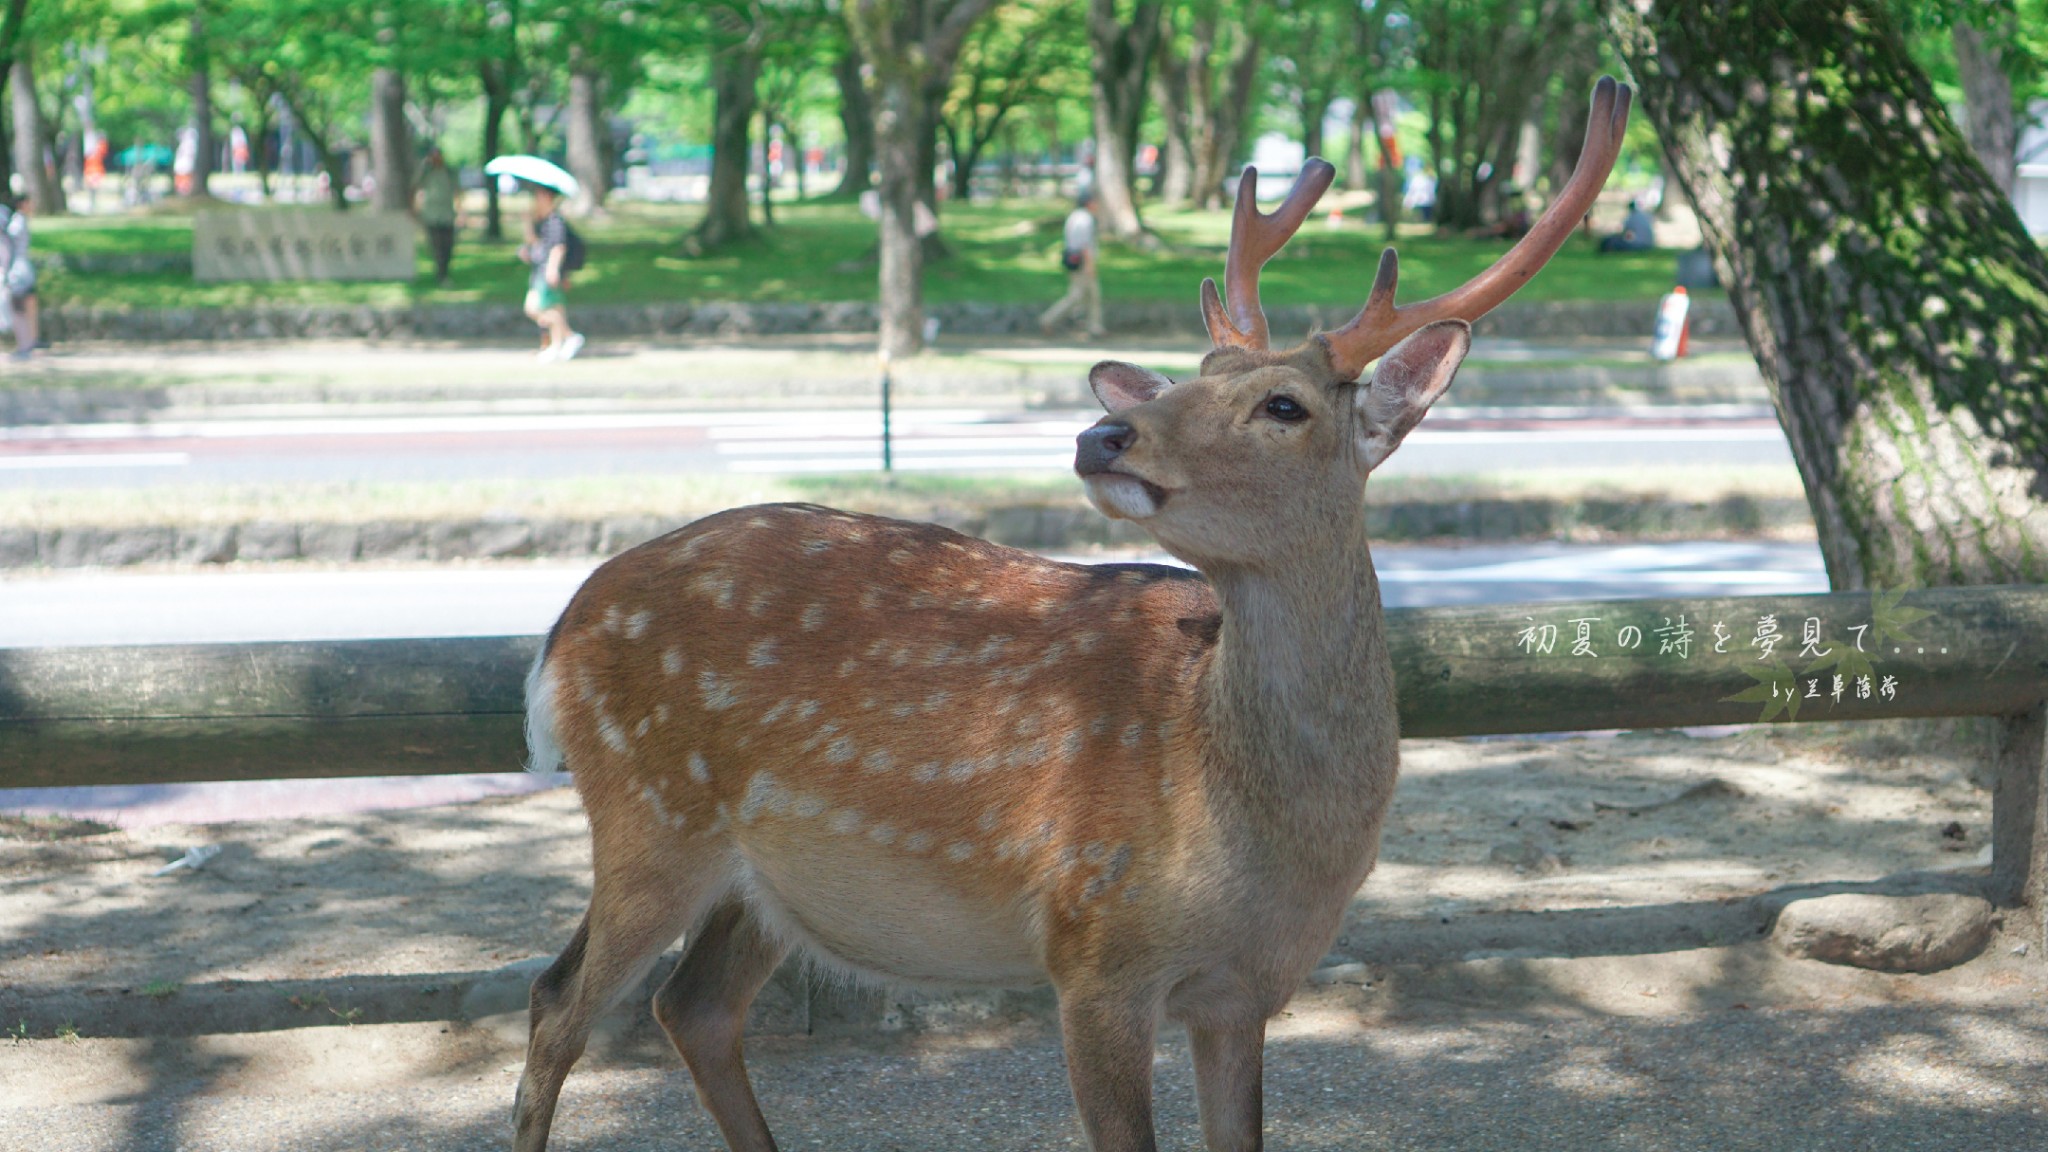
[1063,207,1098,255]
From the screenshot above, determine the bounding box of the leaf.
[1724,659,1799,722]
[1811,643,1877,689]
[1870,584,1935,650]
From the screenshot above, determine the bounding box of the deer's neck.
[1198,512,1398,858]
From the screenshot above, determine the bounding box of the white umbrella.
[483,154,579,196]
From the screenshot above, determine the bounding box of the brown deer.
[514,77,1630,1152]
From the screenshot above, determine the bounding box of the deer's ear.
[1090,361,1174,413]
[1353,320,1471,471]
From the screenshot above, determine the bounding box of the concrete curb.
[0,494,1815,570]
[41,297,1745,346]
[1,869,1990,1041]
[0,355,1767,426]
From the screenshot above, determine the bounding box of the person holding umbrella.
[485,156,585,361]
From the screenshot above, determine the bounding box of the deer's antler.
[1201,158,1338,351]
[1316,76,1632,380]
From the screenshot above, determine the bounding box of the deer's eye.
[1264,395,1308,423]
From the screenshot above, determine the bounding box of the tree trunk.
[831,43,874,198]
[368,67,411,213]
[282,94,349,211]
[187,9,214,198]
[1087,0,1163,240]
[695,37,762,250]
[1547,79,1589,204]
[1607,0,2048,589]
[1300,95,1329,165]
[758,109,776,227]
[565,67,610,214]
[1152,38,1192,204]
[10,46,60,212]
[872,70,924,357]
[481,70,511,240]
[1345,106,1367,192]
[846,0,997,356]
[1952,19,2016,198]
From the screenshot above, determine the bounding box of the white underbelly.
[736,838,1046,987]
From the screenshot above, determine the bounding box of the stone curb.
[2,870,1995,1042]
[42,297,1743,346]
[0,495,1815,570]
[0,901,1750,1042]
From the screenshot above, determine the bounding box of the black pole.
[879,350,894,472]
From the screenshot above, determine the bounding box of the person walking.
[519,183,583,361]
[416,146,460,286]
[1039,187,1105,339]
[5,195,38,362]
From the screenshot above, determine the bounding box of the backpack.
[561,223,586,273]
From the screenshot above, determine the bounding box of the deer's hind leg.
[652,897,792,1152]
[513,830,730,1152]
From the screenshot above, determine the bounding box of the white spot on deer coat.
[904,831,934,853]
[797,700,821,721]
[800,603,828,631]
[826,736,857,764]
[597,712,630,753]
[739,773,781,823]
[1121,721,1144,748]
[663,649,684,677]
[829,809,863,835]
[748,638,781,667]
[624,610,654,639]
[862,748,896,773]
[761,699,790,725]
[946,842,975,862]
[688,751,711,783]
[868,823,898,846]
[698,668,741,711]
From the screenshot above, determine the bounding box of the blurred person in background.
[1039,186,1105,339]
[519,183,584,361]
[417,146,460,286]
[5,195,39,361]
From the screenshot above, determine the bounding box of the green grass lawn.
[36,198,1677,312]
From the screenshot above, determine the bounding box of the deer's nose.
[1075,422,1135,475]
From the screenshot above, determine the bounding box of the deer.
[513,76,1630,1152]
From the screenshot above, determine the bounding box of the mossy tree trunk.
[1606,0,2048,591]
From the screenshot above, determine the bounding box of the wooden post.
[1993,701,2048,909]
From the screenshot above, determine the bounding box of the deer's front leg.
[1190,1018,1266,1152]
[1057,987,1162,1152]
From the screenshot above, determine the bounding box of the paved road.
[0,540,1825,648]
[0,404,1794,487]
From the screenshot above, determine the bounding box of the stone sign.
[194,210,417,282]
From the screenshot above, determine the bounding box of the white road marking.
[0,452,191,470]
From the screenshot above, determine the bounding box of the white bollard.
[1651,285,1691,362]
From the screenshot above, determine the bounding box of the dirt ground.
[4,719,2044,1151]
[0,720,2008,1000]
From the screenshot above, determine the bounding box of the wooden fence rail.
[3,586,2045,903]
